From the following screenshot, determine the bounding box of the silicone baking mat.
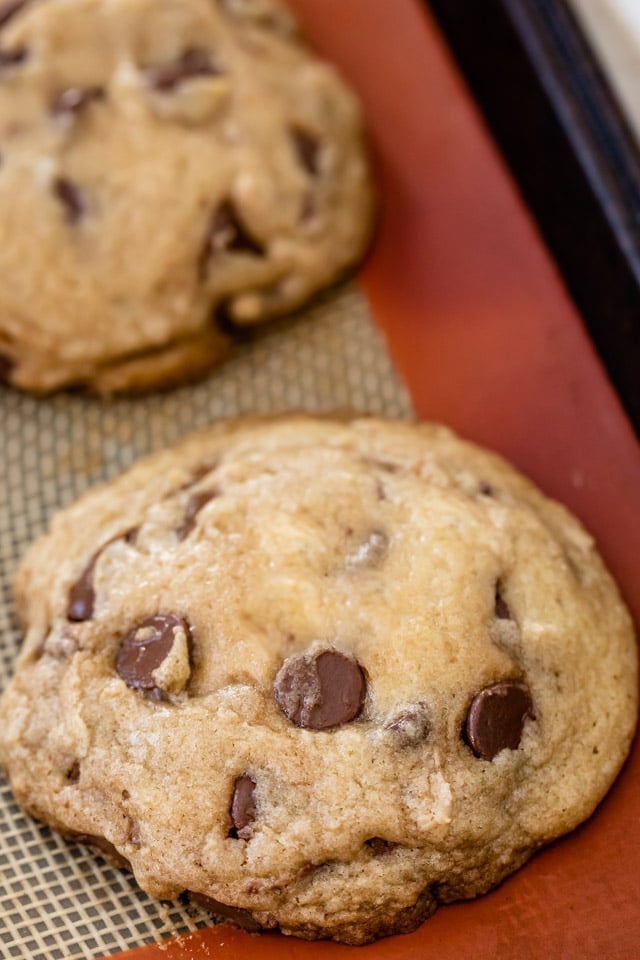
[2,1,640,958]
[0,285,411,959]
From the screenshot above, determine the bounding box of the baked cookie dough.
[0,0,375,392]
[0,416,637,943]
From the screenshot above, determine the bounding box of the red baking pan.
[113,1,640,957]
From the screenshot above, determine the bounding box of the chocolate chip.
[0,46,27,68]
[229,775,257,839]
[274,649,366,730]
[465,681,533,760]
[0,351,14,383]
[0,0,31,30]
[73,834,131,870]
[205,201,264,257]
[145,49,220,92]
[53,176,84,223]
[290,126,321,176]
[51,86,104,118]
[116,614,191,693]
[188,892,262,932]
[67,531,136,621]
[177,490,217,541]
[385,702,430,747]
[494,584,511,620]
[479,482,494,497]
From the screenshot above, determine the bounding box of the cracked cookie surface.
[0,416,637,943]
[0,0,374,392]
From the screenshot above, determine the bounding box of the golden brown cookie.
[0,416,636,943]
[0,0,374,392]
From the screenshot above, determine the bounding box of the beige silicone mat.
[0,284,412,960]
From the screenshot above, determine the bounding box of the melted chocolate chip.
[116,614,191,693]
[145,49,220,92]
[0,46,27,68]
[494,585,511,620]
[67,556,99,622]
[188,892,262,932]
[274,649,366,730]
[73,834,131,870]
[229,775,257,839]
[177,489,217,541]
[67,532,132,622]
[0,351,14,383]
[290,126,321,176]
[205,201,264,257]
[0,0,31,30]
[465,681,533,760]
[51,86,104,118]
[53,176,84,223]
[385,702,430,747]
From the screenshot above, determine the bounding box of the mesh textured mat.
[0,285,411,959]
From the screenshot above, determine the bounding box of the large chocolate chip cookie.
[0,0,374,392]
[0,416,636,943]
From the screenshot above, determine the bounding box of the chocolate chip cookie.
[0,0,374,392]
[0,416,636,943]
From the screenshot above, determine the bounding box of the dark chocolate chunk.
[205,200,264,257]
[188,891,262,932]
[116,614,191,693]
[0,46,27,68]
[494,584,511,620]
[465,681,533,760]
[177,489,217,541]
[51,86,104,117]
[53,176,84,223]
[73,834,131,870]
[274,649,366,730]
[145,49,220,92]
[290,126,321,176]
[479,481,494,497]
[229,775,257,838]
[0,351,14,383]
[385,702,430,747]
[0,0,31,30]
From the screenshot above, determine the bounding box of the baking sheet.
[1,0,640,958]
[570,0,640,140]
